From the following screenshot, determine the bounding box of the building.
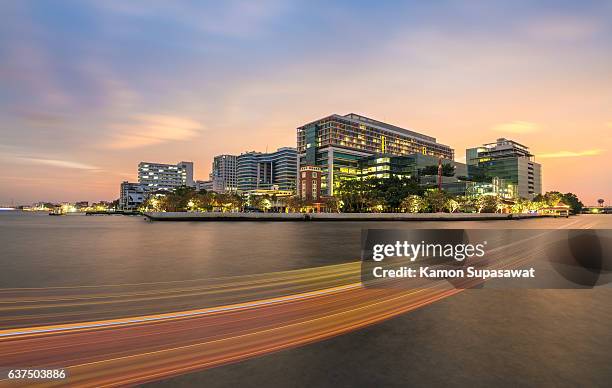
[120,181,146,211]
[467,138,541,199]
[195,180,213,191]
[297,113,454,196]
[237,147,297,193]
[300,166,322,202]
[137,161,194,191]
[210,154,238,193]
[357,153,467,183]
[440,177,517,199]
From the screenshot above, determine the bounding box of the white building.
[138,161,194,191]
[211,155,238,193]
[196,180,213,191]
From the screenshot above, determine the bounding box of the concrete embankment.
[144,212,541,222]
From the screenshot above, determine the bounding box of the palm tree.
[598,198,605,207]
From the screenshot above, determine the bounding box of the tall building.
[237,147,297,193]
[119,181,145,211]
[466,138,542,199]
[297,113,454,196]
[211,154,238,193]
[138,161,194,191]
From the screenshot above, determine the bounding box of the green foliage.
[560,192,583,214]
[477,195,499,213]
[321,196,340,213]
[140,187,245,212]
[336,176,422,212]
[281,196,305,212]
[423,189,448,212]
[454,196,477,213]
[400,195,424,213]
[534,191,584,214]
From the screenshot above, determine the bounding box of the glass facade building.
[466,138,541,199]
[357,153,467,182]
[297,113,454,196]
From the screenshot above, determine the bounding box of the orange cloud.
[539,149,603,158]
[492,121,539,134]
[107,115,203,149]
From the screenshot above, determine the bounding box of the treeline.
[139,181,583,215]
[336,177,583,214]
[139,186,339,213]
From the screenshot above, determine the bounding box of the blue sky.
[1,1,611,204]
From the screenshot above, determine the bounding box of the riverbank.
[143,212,544,221]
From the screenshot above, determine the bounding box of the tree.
[535,191,563,207]
[139,195,166,212]
[282,196,304,213]
[561,192,583,214]
[337,179,369,212]
[400,195,424,213]
[192,191,215,211]
[337,176,422,212]
[477,195,499,213]
[598,198,605,207]
[423,189,448,212]
[511,198,530,214]
[228,193,245,212]
[321,196,340,213]
[455,196,476,213]
[248,194,265,211]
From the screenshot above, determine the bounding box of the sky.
[1,0,611,205]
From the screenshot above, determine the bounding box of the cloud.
[539,149,604,158]
[16,157,101,170]
[521,15,603,41]
[492,121,539,134]
[106,114,203,149]
[96,0,290,38]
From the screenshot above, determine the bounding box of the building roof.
[297,113,444,145]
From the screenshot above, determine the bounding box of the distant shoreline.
[143,212,545,222]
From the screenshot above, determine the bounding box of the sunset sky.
[1,1,611,205]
